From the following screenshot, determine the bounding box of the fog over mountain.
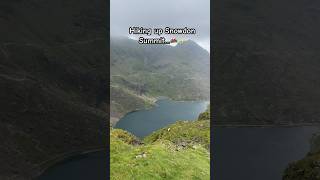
[111,0,210,51]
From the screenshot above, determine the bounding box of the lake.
[38,99,208,179]
[37,151,107,180]
[213,126,319,180]
[38,99,319,180]
[115,99,210,137]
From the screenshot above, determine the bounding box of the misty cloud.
[111,0,210,51]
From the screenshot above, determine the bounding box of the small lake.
[115,99,210,137]
[213,126,319,180]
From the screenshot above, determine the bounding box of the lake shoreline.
[33,147,106,180]
[115,99,209,138]
[112,97,209,126]
[213,126,319,180]
[36,123,320,179]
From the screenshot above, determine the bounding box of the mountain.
[0,0,108,179]
[213,0,320,125]
[110,107,210,179]
[110,37,210,124]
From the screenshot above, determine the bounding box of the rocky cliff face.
[213,0,320,125]
[0,0,108,179]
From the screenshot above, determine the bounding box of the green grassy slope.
[144,120,210,150]
[110,108,210,180]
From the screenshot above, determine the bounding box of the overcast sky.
[111,0,210,52]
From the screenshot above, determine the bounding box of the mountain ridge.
[110,37,210,125]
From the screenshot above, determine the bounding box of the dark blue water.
[213,126,319,180]
[115,99,209,137]
[38,100,208,179]
[38,100,319,180]
[37,151,107,180]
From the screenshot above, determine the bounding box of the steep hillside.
[110,37,210,124]
[110,107,210,179]
[0,0,108,179]
[213,0,320,125]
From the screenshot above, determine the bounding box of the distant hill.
[213,0,320,125]
[110,37,210,124]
